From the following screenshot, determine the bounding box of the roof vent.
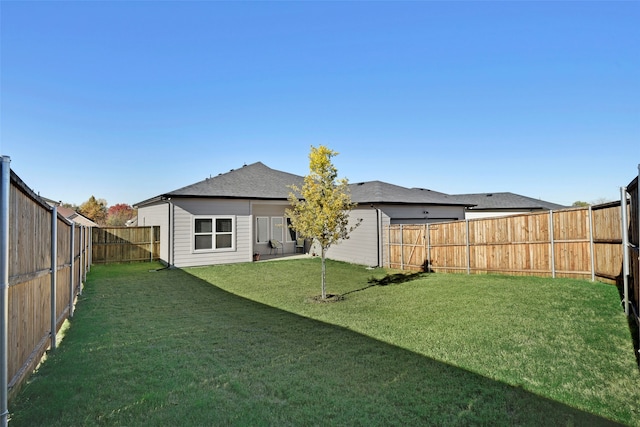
[487,194,493,197]
[357,182,365,186]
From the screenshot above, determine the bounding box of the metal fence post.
[70,224,75,318]
[0,156,11,427]
[621,187,630,316]
[87,226,92,273]
[50,206,57,351]
[79,226,84,295]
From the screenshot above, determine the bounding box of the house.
[40,196,99,227]
[134,162,473,268]
[454,192,566,219]
[56,206,99,227]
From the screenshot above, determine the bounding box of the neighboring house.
[134,162,473,268]
[454,192,566,219]
[56,206,99,227]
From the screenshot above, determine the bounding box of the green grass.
[9,259,640,426]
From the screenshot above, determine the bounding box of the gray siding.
[172,198,252,267]
[137,202,170,265]
[379,204,465,224]
[251,202,296,255]
[326,208,381,267]
[465,209,537,220]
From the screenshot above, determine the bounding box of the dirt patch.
[307,294,344,303]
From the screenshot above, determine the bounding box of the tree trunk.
[321,247,326,299]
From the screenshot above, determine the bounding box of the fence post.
[549,210,555,278]
[149,227,153,262]
[400,224,404,270]
[387,224,391,268]
[50,206,57,350]
[79,226,84,296]
[88,226,92,273]
[466,219,471,275]
[70,224,75,318]
[0,156,11,427]
[621,187,630,316]
[426,223,431,272]
[588,205,595,282]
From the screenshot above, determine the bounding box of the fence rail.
[92,226,160,264]
[1,158,90,415]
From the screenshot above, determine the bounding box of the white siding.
[325,208,381,267]
[172,199,252,267]
[137,202,170,265]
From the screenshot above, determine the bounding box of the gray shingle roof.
[454,192,566,210]
[166,162,304,199]
[135,162,471,207]
[348,181,470,205]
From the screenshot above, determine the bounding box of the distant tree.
[286,145,361,300]
[61,202,79,211]
[591,197,614,206]
[572,201,590,207]
[106,203,137,226]
[78,196,108,225]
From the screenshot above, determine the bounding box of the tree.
[572,201,590,207]
[78,196,108,225]
[106,203,137,226]
[286,145,361,299]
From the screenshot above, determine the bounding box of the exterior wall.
[465,209,541,220]
[325,207,382,267]
[172,198,252,267]
[137,202,170,264]
[379,204,465,224]
[251,202,297,255]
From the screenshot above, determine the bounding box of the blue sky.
[1,1,638,207]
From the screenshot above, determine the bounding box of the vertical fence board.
[5,171,88,400]
[91,226,160,264]
[385,204,626,285]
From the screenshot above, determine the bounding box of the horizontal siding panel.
[326,209,379,266]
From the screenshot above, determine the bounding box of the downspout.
[166,197,173,268]
[0,156,11,427]
[375,207,381,267]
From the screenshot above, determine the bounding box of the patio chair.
[269,239,283,255]
[295,238,305,253]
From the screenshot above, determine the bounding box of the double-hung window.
[193,216,235,252]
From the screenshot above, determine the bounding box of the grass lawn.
[9,259,640,426]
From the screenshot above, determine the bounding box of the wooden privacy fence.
[1,159,90,410]
[384,203,625,283]
[92,226,160,264]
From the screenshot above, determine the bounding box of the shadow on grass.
[615,278,640,366]
[342,271,426,297]
[10,264,624,426]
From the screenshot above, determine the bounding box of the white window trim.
[192,215,236,253]
[271,217,284,243]
[256,216,269,243]
[285,217,297,242]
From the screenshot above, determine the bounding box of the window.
[256,217,269,243]
[193,216,235,252]
[271,217,284,242]
[286,217,297,242]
